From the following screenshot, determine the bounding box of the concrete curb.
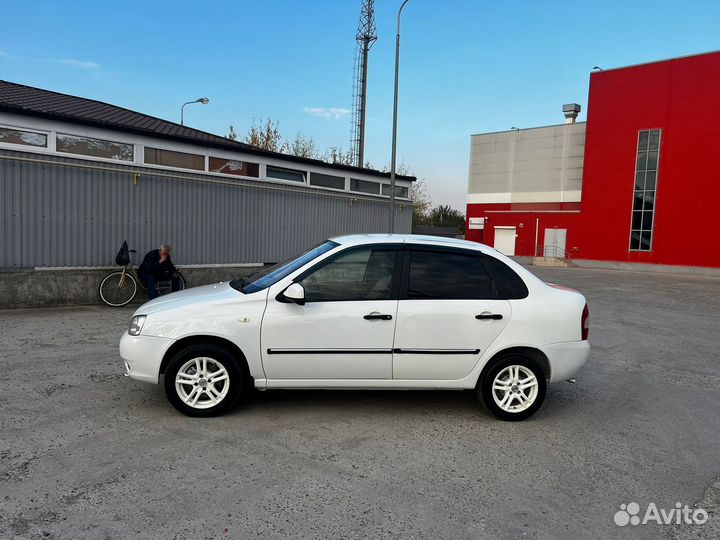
[510,256,720,277]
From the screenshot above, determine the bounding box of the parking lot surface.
[1,266,718,539]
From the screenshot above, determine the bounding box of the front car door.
[392,246,512,380]
[261,244,401,380]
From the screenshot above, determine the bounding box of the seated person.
[138,243,181,299]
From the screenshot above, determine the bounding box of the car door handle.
[363,314,393,321]
[475,313,503,320]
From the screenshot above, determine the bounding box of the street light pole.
[180,97,209,126]
[389,0,411,234]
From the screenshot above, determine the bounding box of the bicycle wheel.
[155,274,187,296]
[99,271,138,307]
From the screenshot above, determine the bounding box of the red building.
[466,51,720,269]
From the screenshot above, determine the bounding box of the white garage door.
[494,227,516,256]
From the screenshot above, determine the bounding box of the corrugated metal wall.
[0,150,412,268]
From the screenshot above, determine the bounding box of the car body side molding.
[392,348,480,355]
[266,348,392,355]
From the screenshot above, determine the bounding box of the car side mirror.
[278,282,305,305]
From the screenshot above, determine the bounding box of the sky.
[2,0,719,212]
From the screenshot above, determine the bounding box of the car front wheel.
[479,355,547,421]
[164,344,243,417]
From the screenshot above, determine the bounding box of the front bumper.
[541,340,590,383]
[119,331,175,384]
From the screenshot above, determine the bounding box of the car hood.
[133,282,245,316]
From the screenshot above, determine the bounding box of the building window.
[381,184,409,198]
[0,126,47,147]
[144,147,204,170]
[209,157,259,177]
[630,129,661,251]
[309,172,345,190]
[57,133,133,161]
[267,165,306,183]
[350,178,380,195]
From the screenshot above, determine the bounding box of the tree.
[230,121,322,159]
[242,118,287,153]
[410,179,431,228]
[323,146,355,166]
[287,132,319,159]
[429,205,466,234]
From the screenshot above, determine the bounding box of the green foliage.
[428,205,466,234]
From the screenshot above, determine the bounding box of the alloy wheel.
[491,364,539,413]
[174,357,230,409]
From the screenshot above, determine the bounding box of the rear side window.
[482,255,529,299]
[407,250,493,299]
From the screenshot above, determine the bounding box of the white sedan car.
[120,235,589,421]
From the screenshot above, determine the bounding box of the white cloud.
[304,107,351,120]
[0,49,99,69]
[58,59,99,69]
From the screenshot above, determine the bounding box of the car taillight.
[581,304,589,340]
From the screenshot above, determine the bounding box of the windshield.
[230,240,339,294]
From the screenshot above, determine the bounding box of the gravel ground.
[0,266,718,539]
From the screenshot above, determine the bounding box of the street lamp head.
[180,98,210,125]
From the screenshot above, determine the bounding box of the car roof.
[329,234,487,251]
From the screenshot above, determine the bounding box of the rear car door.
[392,247,511,380]
[261,245,401,380]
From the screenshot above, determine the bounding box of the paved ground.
[0,266,718,539]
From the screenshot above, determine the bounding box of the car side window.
[481,255,529,299]
[406,250,493,300]
[299,248,398,302]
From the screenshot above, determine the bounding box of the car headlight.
[128,315,147,336]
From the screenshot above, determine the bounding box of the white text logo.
[614,502,708,527]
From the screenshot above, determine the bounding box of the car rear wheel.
[164,343,243,417]
[479,355,547,421]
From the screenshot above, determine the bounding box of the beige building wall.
[467,122,586,204]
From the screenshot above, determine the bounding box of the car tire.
[164,343,243,417]
[478,355,547,421]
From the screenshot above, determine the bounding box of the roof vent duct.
[563,103,581,124]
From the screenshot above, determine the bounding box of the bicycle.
[99,248,186,307]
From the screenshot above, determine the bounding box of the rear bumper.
[541,340,590,383]
[119,331,175,384]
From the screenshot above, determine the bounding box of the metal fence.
[535,244,569,259]
[0,150,412,268]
